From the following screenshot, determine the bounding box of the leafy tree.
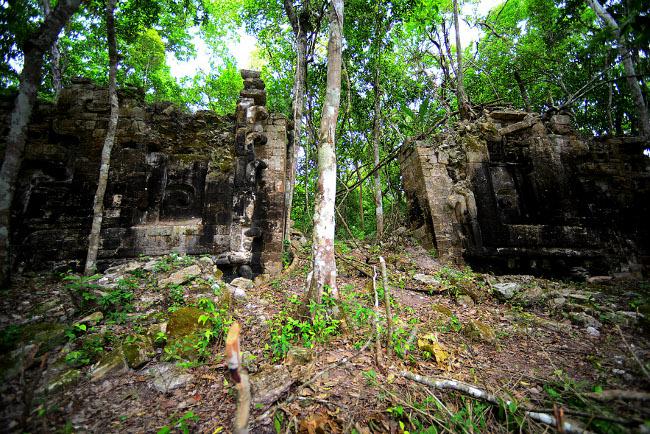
[0,0,82,286]
[308,0,344,303]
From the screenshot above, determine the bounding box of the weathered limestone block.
[4,71,288,279]
[399,109,650,277]
[240,88,267,106]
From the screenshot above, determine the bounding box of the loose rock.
[492,282,521,301]
[147,363,193,393]
[159,265,202,287]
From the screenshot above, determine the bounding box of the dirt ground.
[1,238,649,433]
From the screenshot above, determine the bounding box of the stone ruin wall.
[0,71,289,278]
[400,110,650,277]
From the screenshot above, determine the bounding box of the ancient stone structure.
[1,71,288,277]
[400,110,650,277]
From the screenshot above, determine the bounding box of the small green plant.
[64,333,106,367]
[282,239,292,269]
[157,411,199,434]
[96,278,136,323]
[168,284,185,307]
[154,331,168,345]
[62,272,102,310]
[128,268,146,279]
[65,350,91,366]
[268,293,341,360]
[391,326,413,359]
[153,259,171,273]
[362,369,378,386]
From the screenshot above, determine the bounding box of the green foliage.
[163,297,231,363]
[99,278,136,322]
[168,284,185,308]
[282,239,292,269]
[362,368,378,386]
[65,332,110,367]
[62,273,103,310]
[157,411,200,434]
[268,293,341,360]
[387,394,491,433]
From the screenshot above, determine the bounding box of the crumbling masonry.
[400,111,650,277]
[0,70,289,277]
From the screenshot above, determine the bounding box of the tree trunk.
[283,0,309,242]
[356,161,364,232]
[372,13,384,240]
[587,0,650,138]
[307,0,344,303]
[513,69,531,112]
[0,0,81,286]
[452,0,469,119]
[85,0,119,275]
[41,0,63,100]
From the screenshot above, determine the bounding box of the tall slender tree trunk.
[283,10,308,242]
[0,0,81,286]
[356,161,364,232]
[85,0,119,275]
[452,0,469,120]
[41,0,63,100]
[307,0,344,303]
[372,7,384,240]
[587,0,650,138]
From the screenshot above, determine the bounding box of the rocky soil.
[1,237,649,433]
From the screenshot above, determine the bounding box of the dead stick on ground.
[379,256,392,358]
[335,253,372,278]
[585,389,650,402]
[614,324,650,381]
[226,322,250,434]
[401,371,593,434]
[372,265,382,368]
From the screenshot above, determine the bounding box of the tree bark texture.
[85,0,119,275]
[41,0,63,99]
[0,0,81,286]
[308,0,344,303]
[372,9,384,239]
[283,0,309,242]
[356,161,364,232]
[587,0,649,138]
[452,0,469,119]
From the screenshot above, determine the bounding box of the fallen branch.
[335,253,372,278]
[379,257,392,358]
[584,389,650,402]
[372,265,383,369]
[226,322,250,434]
[401,371,592,434]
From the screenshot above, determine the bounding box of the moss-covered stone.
[90,347,128,381]
[123,335,155,368]
[463,319,496,344]
[0,344,37,384]
[44,369,81,393]
[431,304,453,318]
[455,280,482,302]
[0,322,67,356]
[167,307,205,339]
